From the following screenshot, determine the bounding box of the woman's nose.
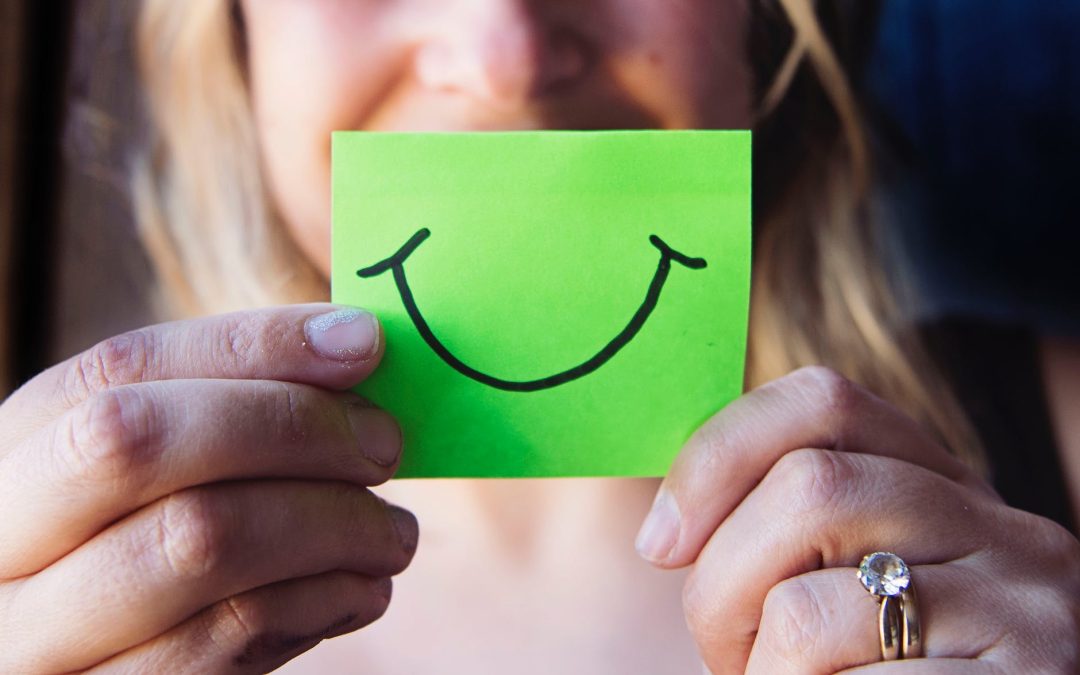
[415,1,590,106]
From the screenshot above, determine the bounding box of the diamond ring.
[858,552,923,660]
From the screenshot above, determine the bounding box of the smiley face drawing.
[331,130,751,477]
[356,227,707,392]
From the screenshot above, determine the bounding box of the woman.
[2,0,1077,672]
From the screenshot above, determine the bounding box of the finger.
[683,450,998,674]
[745,565,992,675]
[7,481,417,674]
[0,378,402,579]
[88,572,392,674]
[638,366,993,568]
[839,661,991,674]
[0,303,383,447]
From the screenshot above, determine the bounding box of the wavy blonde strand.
[751,0,986,471]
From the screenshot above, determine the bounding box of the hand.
[636,366,1080,673]
[0,304,418,674]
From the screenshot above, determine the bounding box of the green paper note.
[332,130,751,478]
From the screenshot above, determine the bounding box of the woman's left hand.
[636,366,1080,673]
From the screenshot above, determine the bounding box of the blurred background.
[2,1,151,396]
[2,0,1078,398]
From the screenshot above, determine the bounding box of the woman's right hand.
[0,304,418,674]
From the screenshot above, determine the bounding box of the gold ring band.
[878,595,902,661]
[899,587,922,658]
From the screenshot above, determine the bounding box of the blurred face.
[240,0,753,275]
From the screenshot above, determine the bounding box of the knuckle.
[206,595,267,655]
[155,490,230,581]
[786,362,859,421]
[689,421,732,477]
[207,591,358,668]
[66,330,154,400]
[766,448,850,519]
[758,577,822,663]
[218,313,273,370]
[791,365,859,418]
[680,569,716,639]
[268,382,310,445]
[64,387,155,488]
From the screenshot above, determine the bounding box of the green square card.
[332,131,750,478]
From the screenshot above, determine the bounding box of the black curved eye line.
[356,228,707,392]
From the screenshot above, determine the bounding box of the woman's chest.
[277,480,704,673]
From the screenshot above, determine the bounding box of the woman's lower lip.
[374,123,659,132]
[370,111,660,133]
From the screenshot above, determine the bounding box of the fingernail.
[387,504,419,556]
[635,489,680,564]
[304,309,379,362]
[372,577,393,604]
[346,403,402,467]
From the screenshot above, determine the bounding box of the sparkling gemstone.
[857,552,911,597]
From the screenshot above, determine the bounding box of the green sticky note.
[332,131,750,478]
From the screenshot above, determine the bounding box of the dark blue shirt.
[868,1,1080,335]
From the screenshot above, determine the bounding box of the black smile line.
[357,228,707,392]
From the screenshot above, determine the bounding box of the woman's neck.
[376,477,662,572]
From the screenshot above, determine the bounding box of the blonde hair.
[744,0,983,470]
[134,0,326,316]
[133,0,985,469]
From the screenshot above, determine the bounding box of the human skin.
[243,0,753,276]
[244,1,1080,673]
[0,305,419,673]
[0,1,1077,673]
